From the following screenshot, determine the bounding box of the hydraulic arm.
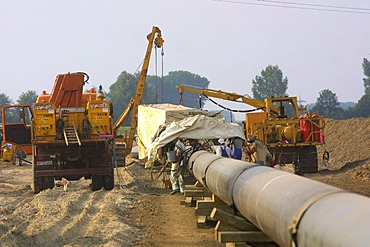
[113,26,164,155]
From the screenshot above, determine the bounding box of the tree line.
[1,55,369,123]
[251,57,370,119]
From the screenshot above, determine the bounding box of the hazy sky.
[1,1,369,113]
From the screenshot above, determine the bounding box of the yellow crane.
[114,26,164,156]
[176,84,326,174]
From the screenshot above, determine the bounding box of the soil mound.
[318,117,370,181]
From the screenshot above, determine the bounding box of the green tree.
[162,70,210,108]
[0,93,13,123]
[348,94,370,118]
[0,93,13,106]
[252,65,288,100]
[106,71,138,125]
[312,89,344,119]
[107,70,210,126]
[362,57,370,95]
[17,90,38,107]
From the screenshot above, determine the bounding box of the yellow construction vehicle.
[113,26,164,159]
[176,85,325,173]
[31,72,115,193]
[30,26,163,193]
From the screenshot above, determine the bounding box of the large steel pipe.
[205,158,256,206]
[191,151,256,205]
[297,192,370,246]
[189,151,370,247]
[191,151,220,187]
[233,166,343,247]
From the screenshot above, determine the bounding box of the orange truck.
[31,72,115,193]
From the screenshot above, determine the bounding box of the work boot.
[170,189,180,195]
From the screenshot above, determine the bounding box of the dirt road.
[0,163,141,246]
[0,160,222,247]
[0,118,369,246]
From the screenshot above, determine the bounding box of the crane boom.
[114,26,164,155]
[176,84,279,114]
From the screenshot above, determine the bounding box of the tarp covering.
[137,104,222,159]
[145,114,245,167]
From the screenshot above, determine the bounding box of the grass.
[117,126,135,135]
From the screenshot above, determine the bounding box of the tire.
[32,175,54,193]
[32,166,42,193]
[15,147,26,166]
[44,177,55,190]
[103,171,114,190]
[92,175,103,191]
[32,176,43,194]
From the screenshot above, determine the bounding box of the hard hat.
[247,135,257,143]
[218,138,225,144]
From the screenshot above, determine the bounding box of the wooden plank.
[215,221,239,232]
[194,180,203,187]
[185,184,204,190]
[197,216,218,229]
[218,231,273,243]
[206,216,218,228]
[225,243,248,247]
[197,216,207,228]
[196,206,233,216]
[215,221,240,241]
[195,208,213,216]
[196,200,228,209]
[215,221,221,240]
[210,208,258,231]
[185,197,195,207]
[212,194,222,202]
[184,190,212,197]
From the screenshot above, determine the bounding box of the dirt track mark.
[56,189,106,245]
[27,188,94,246]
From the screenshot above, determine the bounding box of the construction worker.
[246,135,274,166]
[96,85,105,100]
[214,138,232,158]
[232,137,244,160]
[169,139,186,195]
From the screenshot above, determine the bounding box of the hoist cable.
[112,59,144,106]
[214,0,370,14]
[161,46,164,103]
[155,46,158,104]
[204,94,264,113]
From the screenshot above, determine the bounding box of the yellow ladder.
[63,124,81,146]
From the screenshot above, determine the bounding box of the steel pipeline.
[188,150,370,247]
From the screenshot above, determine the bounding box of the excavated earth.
[0,118,369,246]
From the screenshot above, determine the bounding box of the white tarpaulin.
[137,104,223,159]
[145,114,245,167]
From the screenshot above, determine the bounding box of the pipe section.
[189,151,370,247]
[232,166,343,247]
[205,158,256,206]
[191,151,221,187]
[297,192,370,247]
